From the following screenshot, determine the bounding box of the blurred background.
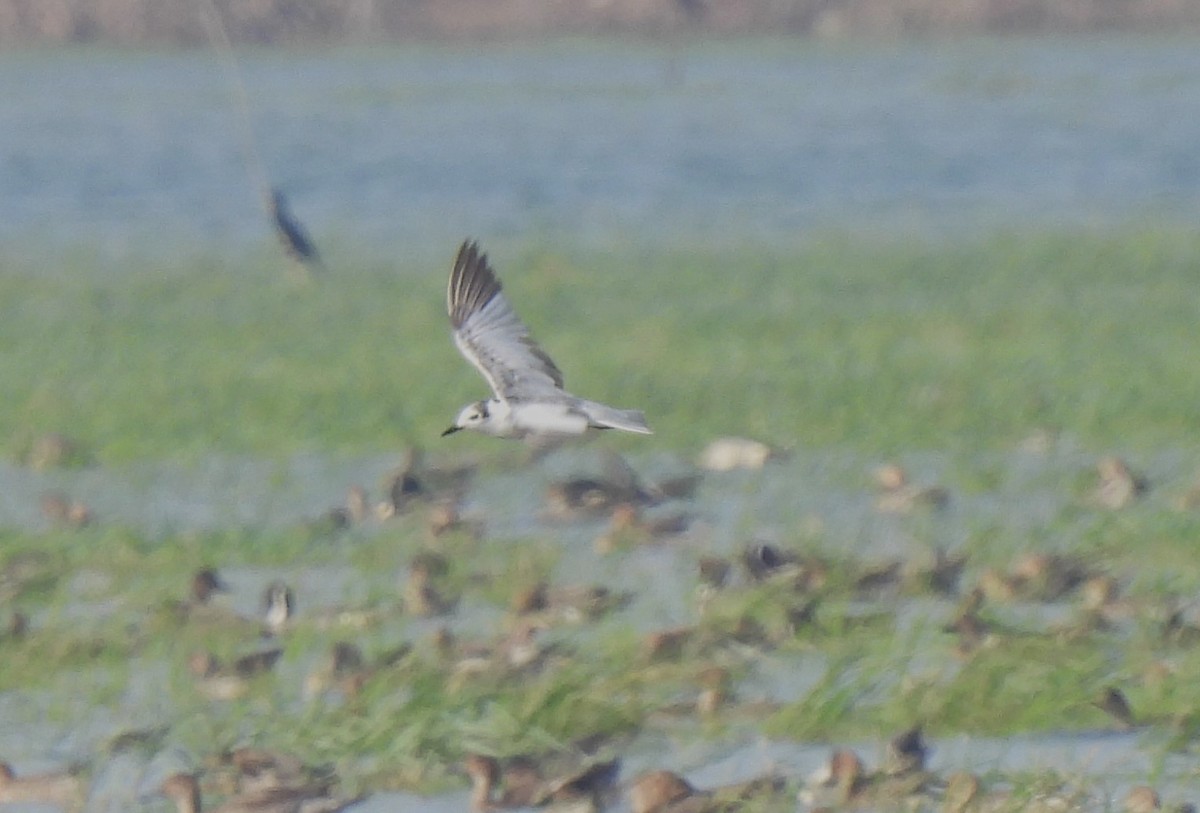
[4,1,1200,263]
[5,0,1200,43]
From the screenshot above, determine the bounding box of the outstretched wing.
[448,241,565,403]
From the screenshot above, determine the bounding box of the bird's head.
[442,400,490,436]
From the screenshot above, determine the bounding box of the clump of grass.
[901,635,1113,735]
[764,653,878,739]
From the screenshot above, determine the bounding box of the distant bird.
[323,484,369,529]
[266,187,324,275]
[628,770,695,813]
[160,771,357,813]
[740,542,796,582]
[188,647,282,701]
[800,748,930,810]
[883,726,928,776]
[304,641,372,699]
[24,432,85,470]
[544,453,658,520]
[594,502,691,553]
[871,463,950,514]
[465,753,540,811]
[262,581,294,634]
[441,241,651,441]
[39,490,93,528]
[629,768,783,813]
[402,557,456,617]
[164,567,242,628]
[465,753,619,812]
[0,762,84,809]
[509,580,627,624]
[191,568,229,603]
[377,447,426,518]
[1091,455,1147,510]
[1093,686,1136,729]
[697,436,782,471]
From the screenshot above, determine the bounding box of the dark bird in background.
[267,187,325,275]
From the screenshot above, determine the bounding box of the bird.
[160,568,243,629]
[883,725,928,776]
[628,768,783,813]
[159,772,357,813]
[1091,455,1147,510]
[0,762,85,809]
[38,490,93,527]
[262,581,294,635]
[465,753,619,813]
[188,647,282,701]
[441,241,651,441]
[1093,686,1136,729]
[191,568,229,603]
[266,187,325,275]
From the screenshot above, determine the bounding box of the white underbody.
[475,398,592,439]
[449,395,650,440]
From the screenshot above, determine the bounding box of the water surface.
[4,38,1200,264]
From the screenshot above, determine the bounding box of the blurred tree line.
[1,0,1197,45]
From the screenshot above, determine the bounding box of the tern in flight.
[442,241,652,441]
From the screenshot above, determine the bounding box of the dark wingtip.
[453,240,483,279]
[448,239,502,328]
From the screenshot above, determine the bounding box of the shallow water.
[1,730,1189,812]
[2,440,1199,809]
[3,437,1190,548]
[4,38,1200,263]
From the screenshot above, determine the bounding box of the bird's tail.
[583,402,653,435]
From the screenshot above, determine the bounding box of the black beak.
[441,426,461,437]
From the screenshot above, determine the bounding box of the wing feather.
[448,241,565,403]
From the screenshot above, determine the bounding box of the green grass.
[3,502,1200,793]
[3,228,1200,800]
[2,227,1199,462]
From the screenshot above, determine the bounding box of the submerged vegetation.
[2,228,1200,809]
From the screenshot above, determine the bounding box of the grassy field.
[1,227,1197,463]
[2,227,1200,807]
